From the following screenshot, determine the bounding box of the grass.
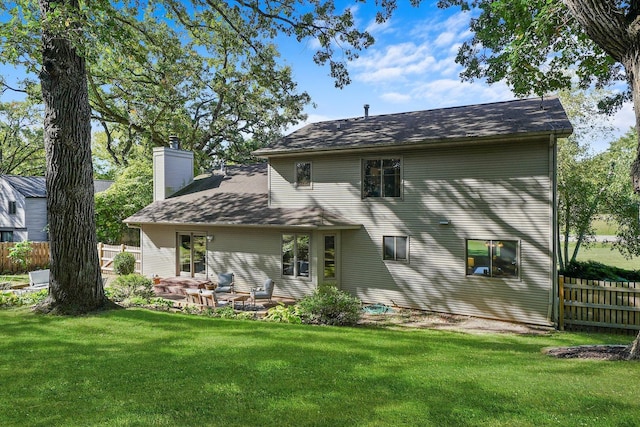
[1,308,639,426]
[568,242,640,271]
[0,274,29,284]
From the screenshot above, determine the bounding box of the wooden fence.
[98,243,141,274]
[0,242,141,275]
[0,242,50,273]
[559,275,640,334]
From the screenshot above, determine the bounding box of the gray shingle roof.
[3,176,47,197]
[2,175,114,197]
[254,96,573,156]
[124,163,360,229]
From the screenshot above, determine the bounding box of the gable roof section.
[124,163,360,230]
[3,176,47,198]
[254,96,573,156]
[1,175,115,198]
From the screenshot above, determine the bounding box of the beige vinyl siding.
[269,139,554,325]
[140,224,315,299]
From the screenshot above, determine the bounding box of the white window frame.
[282,233,310,278]
[362,157,403,199]
[466,239,520,278]
[383,235,409,262]
[294,161,312,188]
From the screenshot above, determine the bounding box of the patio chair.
[214,272,235,294]
[249,278,275,306]
[26,269,50,291]
[184,289,202,305]
[200,290,218,307]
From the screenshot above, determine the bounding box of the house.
[0,175,114,242]
[125,96,573,325]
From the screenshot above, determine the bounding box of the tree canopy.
[0,100,45,175]
[2,0,372,169]
[438,0,640,191]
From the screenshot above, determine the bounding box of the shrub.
[0,289,48,308]
[109,274,154,303]
[113,252,136,275]
[296,285,361,326]
[264,303,302,323]
[7,241,33,272]
[560,261,640,281]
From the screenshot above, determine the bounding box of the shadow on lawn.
[2,308,639,426]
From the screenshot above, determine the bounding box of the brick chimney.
[153,136,194,201]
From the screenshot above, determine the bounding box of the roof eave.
[254,128,574,158]
[124,220,362,231]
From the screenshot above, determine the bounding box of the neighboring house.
[0,176,114,242]
[125,96,572,325]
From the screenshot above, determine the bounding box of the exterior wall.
[24,198,48,241]
[0,179,27,241]
[140,223,316,298]
[268,139,554,325]
[153,147,194,201]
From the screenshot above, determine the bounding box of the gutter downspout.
[548,134,558,325]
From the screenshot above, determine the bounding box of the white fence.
[98,243,141,274]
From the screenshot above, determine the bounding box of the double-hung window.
[282,233,310,277]
[295,162,311,188]
[383,236,408,261]
[466,239,519,278]
[363,158,401,198]
[8,201,16,215]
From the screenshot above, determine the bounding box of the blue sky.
[276,1,635,152]
[1,1,634,153]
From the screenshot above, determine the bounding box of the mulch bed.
[544,345,631,361]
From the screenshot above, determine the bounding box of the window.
[177,233,207,277]
[363,158,401,198]
[466,240,519,278]
[0,231,13,242]
[383,236,408,261]
[282,233,310,277]
[323,235,336,280]
[295,162,311,187]
[8,201,16,215]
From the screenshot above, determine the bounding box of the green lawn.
[569,242,640,271]
[1,308,639,426]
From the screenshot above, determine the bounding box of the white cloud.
[611,102,635,134]
[380,92,412,103]
[434,31,456,48]
[409,79,513,108]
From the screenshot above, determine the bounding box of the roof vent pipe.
[168,135,180,150]
[364,104,370,119]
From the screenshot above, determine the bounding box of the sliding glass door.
[178,233,207,277]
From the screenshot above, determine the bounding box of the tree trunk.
[38,0,105,314]
[564,0,640,360]
[622,51,640,359]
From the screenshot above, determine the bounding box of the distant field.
[592,217,618,235]
[568,242,639,270]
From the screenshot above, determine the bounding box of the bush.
[264,303,302,324]
[109,274,154,303]
[113,252,136,275]
[560,261,640,281]
[296,285,361,326]
[7,241,33,272]
[0,289,48,308]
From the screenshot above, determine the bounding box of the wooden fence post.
[98,242,104,268]
[559,275,565,331]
